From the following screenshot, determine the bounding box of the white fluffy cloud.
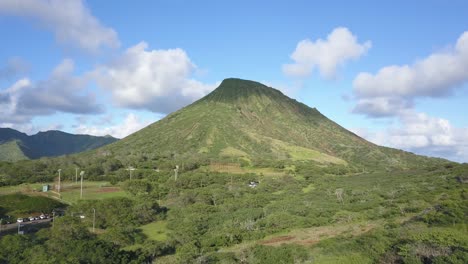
[0,0,119,52]
[353,31,468,117]
[283,27,371,79]
[93,42,217,113]
[353,111,468,162]
[0,59,102,124]
[74,113,153,139]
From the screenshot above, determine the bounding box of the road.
[0,218,53,233]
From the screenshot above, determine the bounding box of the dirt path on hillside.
[220,215,415,253]
[259,221,378,247]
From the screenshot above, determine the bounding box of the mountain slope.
[0,140,29,162]
[0,128,118,161]
[101,78,441,169]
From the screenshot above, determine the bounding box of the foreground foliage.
[0,162,466,263]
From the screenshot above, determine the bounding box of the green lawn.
[57,181,128,204]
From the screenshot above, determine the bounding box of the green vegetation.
[0,140,28,162]
[0,183,45,195]
[0,127,117,162]
[2,163,466,263]
[140,221,168,241]
[0,193,65,219]
[0,79,466,263]
[0,216,147,263]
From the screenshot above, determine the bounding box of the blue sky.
[0,0,467,162]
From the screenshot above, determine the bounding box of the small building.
[42,185,50,192]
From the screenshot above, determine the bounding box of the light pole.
[75,168,78,184]
[80,171,85,199]
[57,169,61,193]
[92,208,96,233]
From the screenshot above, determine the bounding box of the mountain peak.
[219,78,265,87]
[201,78,284,103]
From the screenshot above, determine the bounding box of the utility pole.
[80,171,85,199]
[174,165,179,181]
[126,166,135,180]
[92,208,96,233]
[58,169,62,197]
[75,168,78,184]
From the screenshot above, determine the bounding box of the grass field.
[57,181,128,204]
[139,221,168,241]
[0,181,128,204]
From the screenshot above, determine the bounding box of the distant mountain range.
[0,128,118,162]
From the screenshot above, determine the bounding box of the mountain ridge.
[0,128,119,162]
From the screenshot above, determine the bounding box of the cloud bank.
[354,111,468,162]
[0,59,102,124]
[353,31,468,118]
[351,31,468,162]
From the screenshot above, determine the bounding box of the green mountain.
[101,78,440,169]
[0,128,118,162]
[1,79,464,264]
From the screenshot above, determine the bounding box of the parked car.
[23,217,30,222]
[29,216,35,221]
[17,218,23,223]
[39,214,46,219]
